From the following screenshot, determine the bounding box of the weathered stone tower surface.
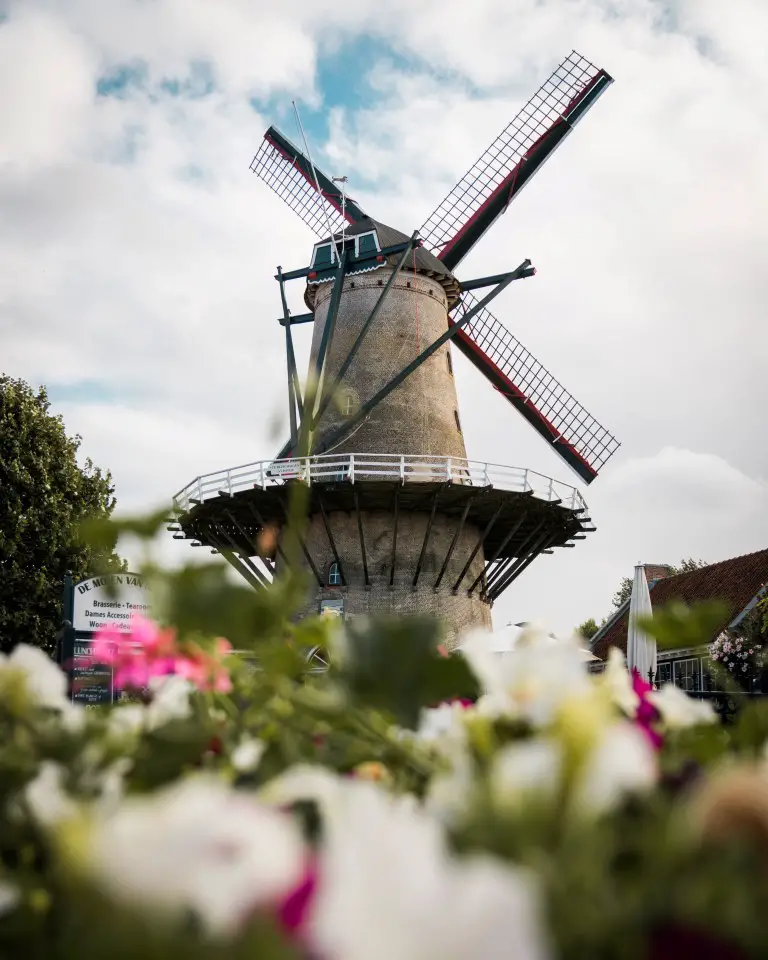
[291,219,493,640]
[172,52,621,650]
[307,253,466,459]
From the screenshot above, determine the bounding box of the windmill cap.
[304,217,461,310]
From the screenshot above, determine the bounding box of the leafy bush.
[2,511,768,959]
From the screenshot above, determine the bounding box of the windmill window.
[327,562,342,586]
[356,231,379,256]
[311,243,334,269]
[447,351,453,375]
[341,392,355,417]
[454,409,462,433]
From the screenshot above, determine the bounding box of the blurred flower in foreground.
[0,644,82,727]
[310,777,550,960]
[460,624,590,725]
[649,684,717,730]
[689,765,768,858]
[72,776,308,939]
[92,615,232,693]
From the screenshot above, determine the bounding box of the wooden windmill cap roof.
[304,217,461,310]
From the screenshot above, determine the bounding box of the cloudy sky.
[2,0,767,634]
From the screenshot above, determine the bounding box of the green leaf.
[340,616,479,728]
[638,601,729,650]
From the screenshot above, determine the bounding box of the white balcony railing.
[173,453,588,515]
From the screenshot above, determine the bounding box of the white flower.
[84,775,306,938]
[259,764,344,810]
[310,780,550,960]
[107,704,146,737]
[598,648,639,716]
[461,625,590,727]
[3,644,69,710]
[0,881,19,916]
[107,676,194,737]
[424,745,476,827]
[572,722,657,815]
[24,762,77,825]
[648,685,717,729]
[416,701,470,746]
[231,737,265,773]
[490,740,562,809]
[145,675,194,727]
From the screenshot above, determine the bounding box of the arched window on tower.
[447,350,453,376]
[327,562,342,586]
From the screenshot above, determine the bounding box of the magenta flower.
[91,615,232,694]
[632,669,662,750]
[277,860,318,934]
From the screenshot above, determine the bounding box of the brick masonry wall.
[644,564,673,584]
[308,269,468,459]
[292,507,492,648]
[286,267,492,646]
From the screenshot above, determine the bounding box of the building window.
[311,242,334,269]
[454,409,462,433]
[673,657,701,693]
[447,351,453,375]
[327,562,342,586]
[657,661,673,686]
[356,231,379,256]
[341,392,355,417]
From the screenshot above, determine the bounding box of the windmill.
[170,51,617,646]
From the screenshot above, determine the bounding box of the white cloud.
[1,0,766,633]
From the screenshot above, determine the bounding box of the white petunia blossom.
[107,676,194,737]
[416,700,470,746]
[572,722,657,815]
[4,644,69,709]
[145,674,194,727]
[649,684,717,729]
[310,779,551,960]
[598,649,640,716]
[490,739,562,808]
[461,625,590,727]
[24,762,77,825]
[83,775,306,938]
[0,881,19,917]
[231,736,265,773]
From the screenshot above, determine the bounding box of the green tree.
[578,617,599,640]
[611,558,709,611]
[0,376,125,654]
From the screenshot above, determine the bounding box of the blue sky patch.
[97,61,148,98]
[47,380,133,407]
[96,59,216,101]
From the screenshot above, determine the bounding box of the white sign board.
[267,459,303,479]
[72,573,149,634]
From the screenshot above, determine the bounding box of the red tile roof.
[591,549,768,661]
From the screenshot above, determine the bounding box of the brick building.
[588,549,768,692]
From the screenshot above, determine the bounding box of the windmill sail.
[419,51,612,271]
[250,125,367,237]
[450,292,619,484]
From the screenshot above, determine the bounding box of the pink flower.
[632,669,662,750]
[91,615,233,694]
[276,860,318,934]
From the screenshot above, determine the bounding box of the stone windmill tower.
[170,51,619,646]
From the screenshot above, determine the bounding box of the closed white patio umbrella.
[627,564,656,681]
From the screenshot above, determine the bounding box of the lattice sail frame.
[250,127,363,238]
[453,292,620,476]
[419,51,610,268]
